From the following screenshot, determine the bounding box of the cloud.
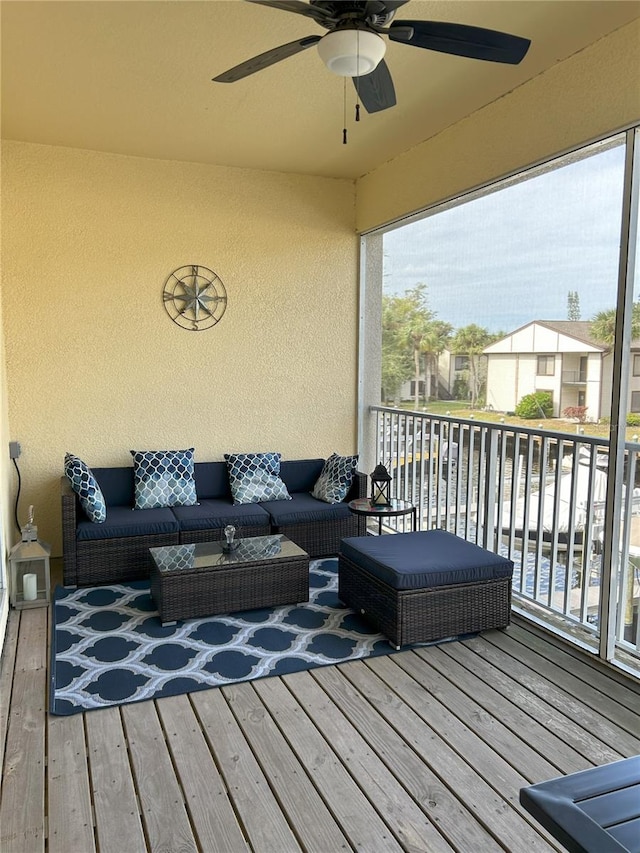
[382,143,627,333]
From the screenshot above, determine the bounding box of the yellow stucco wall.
[1,143,358,557]
[0,284,10,640]
[356,19,640,232]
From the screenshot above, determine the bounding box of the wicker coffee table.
[149,534,309,624]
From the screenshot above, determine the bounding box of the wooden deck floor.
[1,606,639,853]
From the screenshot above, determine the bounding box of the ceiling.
[2,1,639,180]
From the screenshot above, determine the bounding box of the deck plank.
[508,621,640,716]
[254,674,405,852]
[156,693,250,852]
[413,643,596,775]
[47,713,96,853]
[313,662,503,852]
[222,680,353,853]
[347,654,562,851]
[0,609,47,853]
[441,635,625,767]
[121,700,198,853]
[480,630,640,754]
[284,667,454,853]
[0,612,20,772]
[85,707,147,853]
[191,685,303,852]
[1,600,639,853]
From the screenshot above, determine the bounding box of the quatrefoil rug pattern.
[51,559,403,715]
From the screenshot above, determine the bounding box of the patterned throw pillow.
[64,453,107,523]
[224,452,291,505]
[312,453,358,504]
[131,448,198,510]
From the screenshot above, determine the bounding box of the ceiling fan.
[212,0,531,114]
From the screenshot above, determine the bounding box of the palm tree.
[590,303,640,345]
[395,284,434,408]
[451,324,495,407]
[381,294,414,402]
[424,319,453,401]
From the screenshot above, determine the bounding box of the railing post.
[482,428,498,550]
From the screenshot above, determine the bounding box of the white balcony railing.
[371,406,640,665]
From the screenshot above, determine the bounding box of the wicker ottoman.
[338,529,514,649]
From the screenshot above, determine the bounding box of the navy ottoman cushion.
[340,529,513,590]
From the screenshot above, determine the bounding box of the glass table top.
[149,534,307,574]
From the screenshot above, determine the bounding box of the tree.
[590,303,640,345]
[394,284,435,408]
[422,319,453,401]
[450,324,497,407]
[567,290,581,321]
[381,295,414,402]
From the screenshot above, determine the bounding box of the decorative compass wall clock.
[162,264,227,331]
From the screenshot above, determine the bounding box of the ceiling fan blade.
[246,0,333,23]
[389,20,531,65]
[213,36,321,82]
[353,60,396,113]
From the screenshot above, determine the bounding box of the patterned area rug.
[51,559,415,715]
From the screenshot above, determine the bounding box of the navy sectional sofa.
[61,458,367,587]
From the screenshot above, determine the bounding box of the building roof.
[484,319,640,354]
[534,320,610,349]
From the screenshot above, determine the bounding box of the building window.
[537,356,555,376]
[633,354,640,377]
[455,355,469,371]
[632,391,640,413]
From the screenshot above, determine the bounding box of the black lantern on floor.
[370,464,392,506]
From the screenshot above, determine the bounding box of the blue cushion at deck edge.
[339,529,514,591]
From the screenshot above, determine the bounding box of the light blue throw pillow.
[225,452,291,505]
[64,453,107,523]
[312,453,358,504]
[131,448,198,510]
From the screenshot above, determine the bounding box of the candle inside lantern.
[23,573,38,601]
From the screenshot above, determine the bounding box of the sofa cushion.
[224,452,291,505]
[91,467,135,507]
[193,461,230,500]
[261,491,353,526]
[64,454,107,523]
[340,530,514,591]
[76,506,179,540]
[312,452,358,504]
[131,448,198,510]
[279,459,325,494]
[171,499,271,532]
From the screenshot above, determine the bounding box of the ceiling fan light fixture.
[317,29,386,77]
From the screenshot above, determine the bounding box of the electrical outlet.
[9,441,21,459]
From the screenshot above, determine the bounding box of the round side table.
[348,497,417,536]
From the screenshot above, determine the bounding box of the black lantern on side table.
[370,464,392,507]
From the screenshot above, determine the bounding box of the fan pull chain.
[343,77,348,144]
[355,29,361,122]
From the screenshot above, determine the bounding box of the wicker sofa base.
[274,514,367,560]
[150,550,310,624]
[74,532,180,586]
[338,554,512,649]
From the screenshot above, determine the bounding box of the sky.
[382,138,634,335]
